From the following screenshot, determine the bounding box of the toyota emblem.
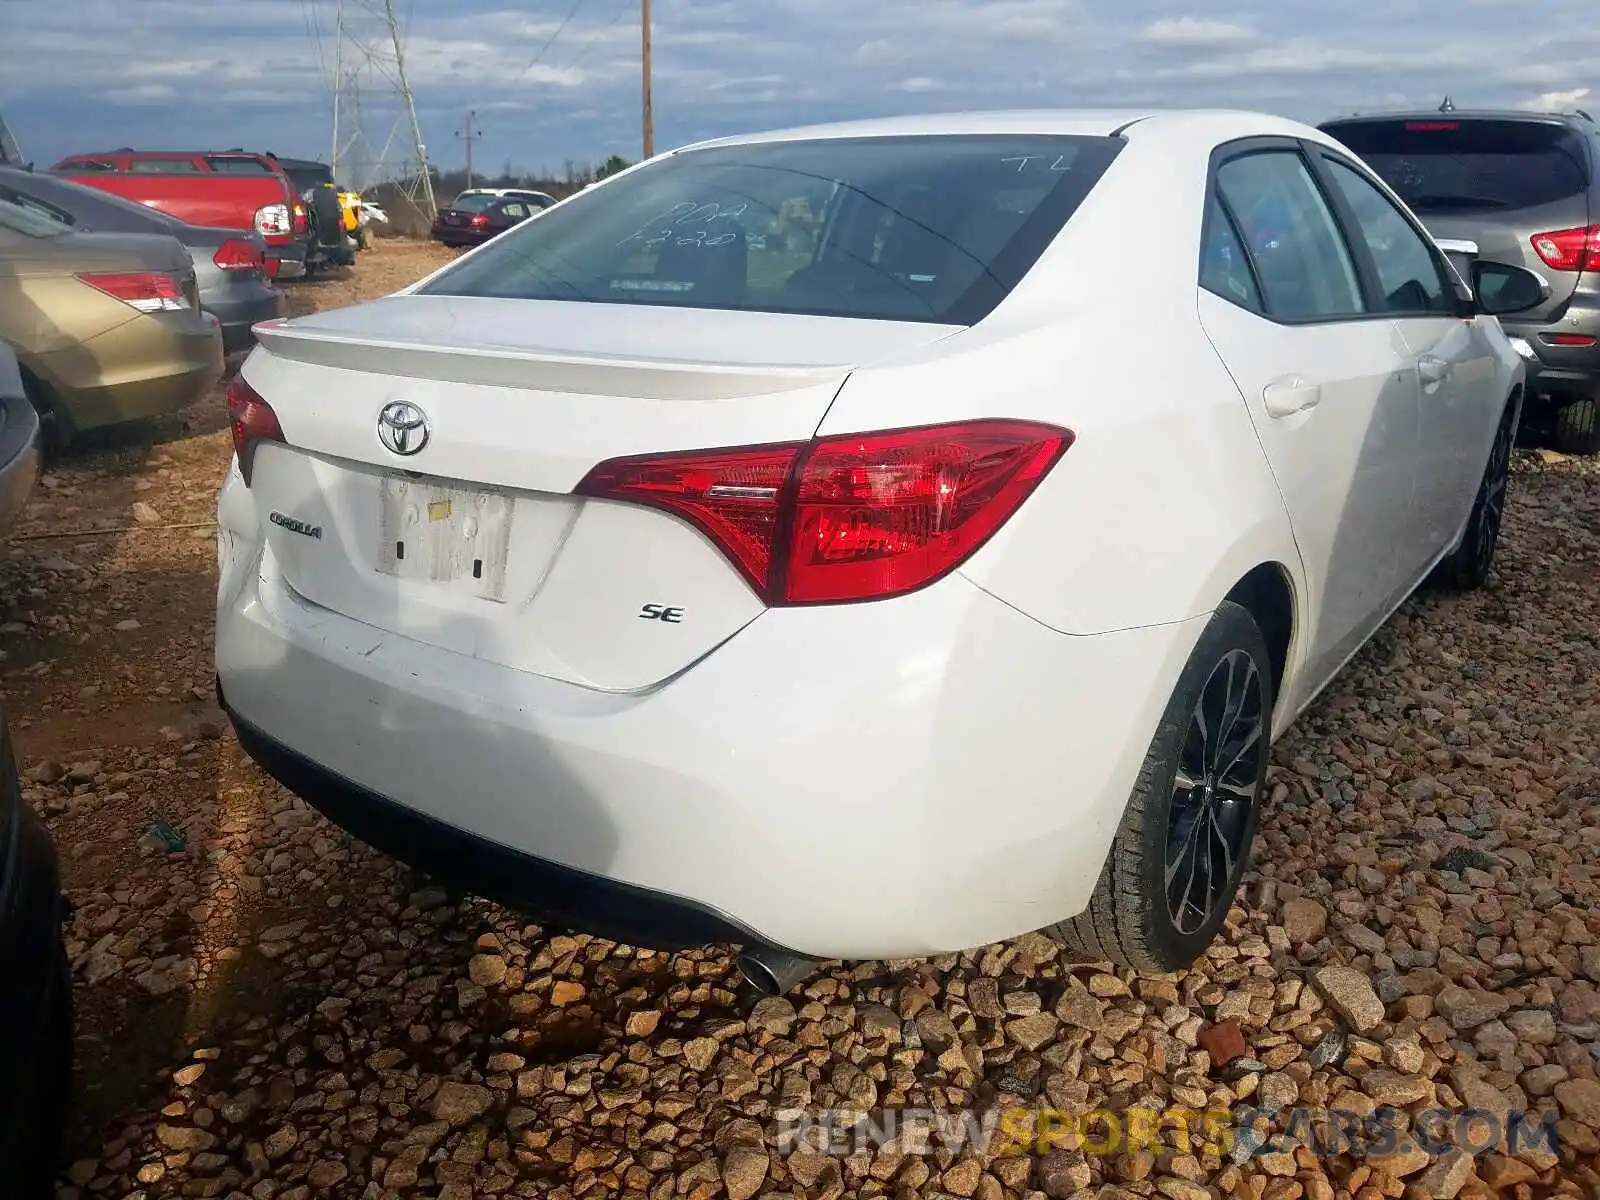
[377,400,429,456]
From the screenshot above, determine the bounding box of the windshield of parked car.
[417,133,1122,324]
[0,187,68,237]
[1324,119,1590,212]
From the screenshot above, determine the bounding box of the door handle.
[1417,355,1451,387]
[1262,377,1322,418]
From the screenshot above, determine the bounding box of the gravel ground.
[4,238,1598,1200]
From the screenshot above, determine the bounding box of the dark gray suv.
[1320,109,1600,453]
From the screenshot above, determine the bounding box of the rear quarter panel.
[815,123,1305,641]
[52,173,286,233]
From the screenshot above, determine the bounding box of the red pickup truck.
[50,150,311,280]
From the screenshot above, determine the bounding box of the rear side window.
[208,156,274,174]
[418,134,1123,325]
[1323,119,1590,212]
[129,158,201,174]
[1200,194,1263,313]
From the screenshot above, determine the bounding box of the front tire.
[1046,601,1274,972]
[1435,401,1515,591]
[1552,395,1600,455]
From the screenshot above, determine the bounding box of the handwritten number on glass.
[617,199,750,248]
[999,154,1074,173]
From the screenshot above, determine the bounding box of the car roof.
[1320,108,1592,128]
[675,109,1334,153]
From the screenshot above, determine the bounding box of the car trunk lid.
[240,295,960,692]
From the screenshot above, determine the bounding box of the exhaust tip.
[736,949,817,997]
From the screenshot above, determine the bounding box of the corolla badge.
[377,400,429,456]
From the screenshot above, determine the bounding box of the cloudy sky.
[0,0,1593,182]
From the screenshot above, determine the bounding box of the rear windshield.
[418,133,1122,324]
[0,187,68,237]
[1323,118,1591,212]
[449,193,500,212]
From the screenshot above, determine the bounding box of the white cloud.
[1521,86,1591,110]
[1138,17,1256,47]
[890,77,944,94]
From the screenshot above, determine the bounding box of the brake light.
[1529,225,1600,272]
[255,203,291,237]
[575,419,1071,605]
[469,213,489,227]
[77,271,190,313]
[226,375,284,485]
[212,238,265,272]
[293,203,309,235]
[1405,121,1458,131]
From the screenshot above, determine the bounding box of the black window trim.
[1301,140,1471,320]
[1201,136,1372,327]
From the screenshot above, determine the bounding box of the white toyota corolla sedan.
[216,109,1544,991]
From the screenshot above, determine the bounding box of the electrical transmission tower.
[315,0,437,219]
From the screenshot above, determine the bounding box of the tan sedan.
[0,185,222,441]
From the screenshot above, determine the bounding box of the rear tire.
[1435,400,1515,590]
[17,943,73,1200]
[1045,601,1274,972]
[1552,395,1600,455]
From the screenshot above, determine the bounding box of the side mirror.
[1471,261,1550,316]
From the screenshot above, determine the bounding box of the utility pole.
[383,0,436,219]
[641,0,654,159]
[457,109,482,190]
[331,0,345,174]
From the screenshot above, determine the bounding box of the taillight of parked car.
[576,419,1072,605]
[1529,225,1600,272]
[293,203,309,235]
[255,203,292,238]
[76,271,191,313]
[226,375,284,485]
[213,238,266,273]
[469,213,489,227]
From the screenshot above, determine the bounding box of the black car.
[268,156,356,274]
[432,189,554,248]
[1321,108,1600,453]
[0,165,287,353]
[0,344,67,1199]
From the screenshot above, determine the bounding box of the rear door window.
[419,133,1122,325]
[1322,119,1590,213]
[1215,151,1367,321]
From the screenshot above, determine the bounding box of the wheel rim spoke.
[1164,647,1267,935]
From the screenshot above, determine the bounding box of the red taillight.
[469,213,489,227]
[76,271,189,313]
[1529,225,1600,272]
[226,375,284,485]
[213,238,265,272]
[293,203,309,234]
[1542,332,1597,346]
[575,420,1072,605]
